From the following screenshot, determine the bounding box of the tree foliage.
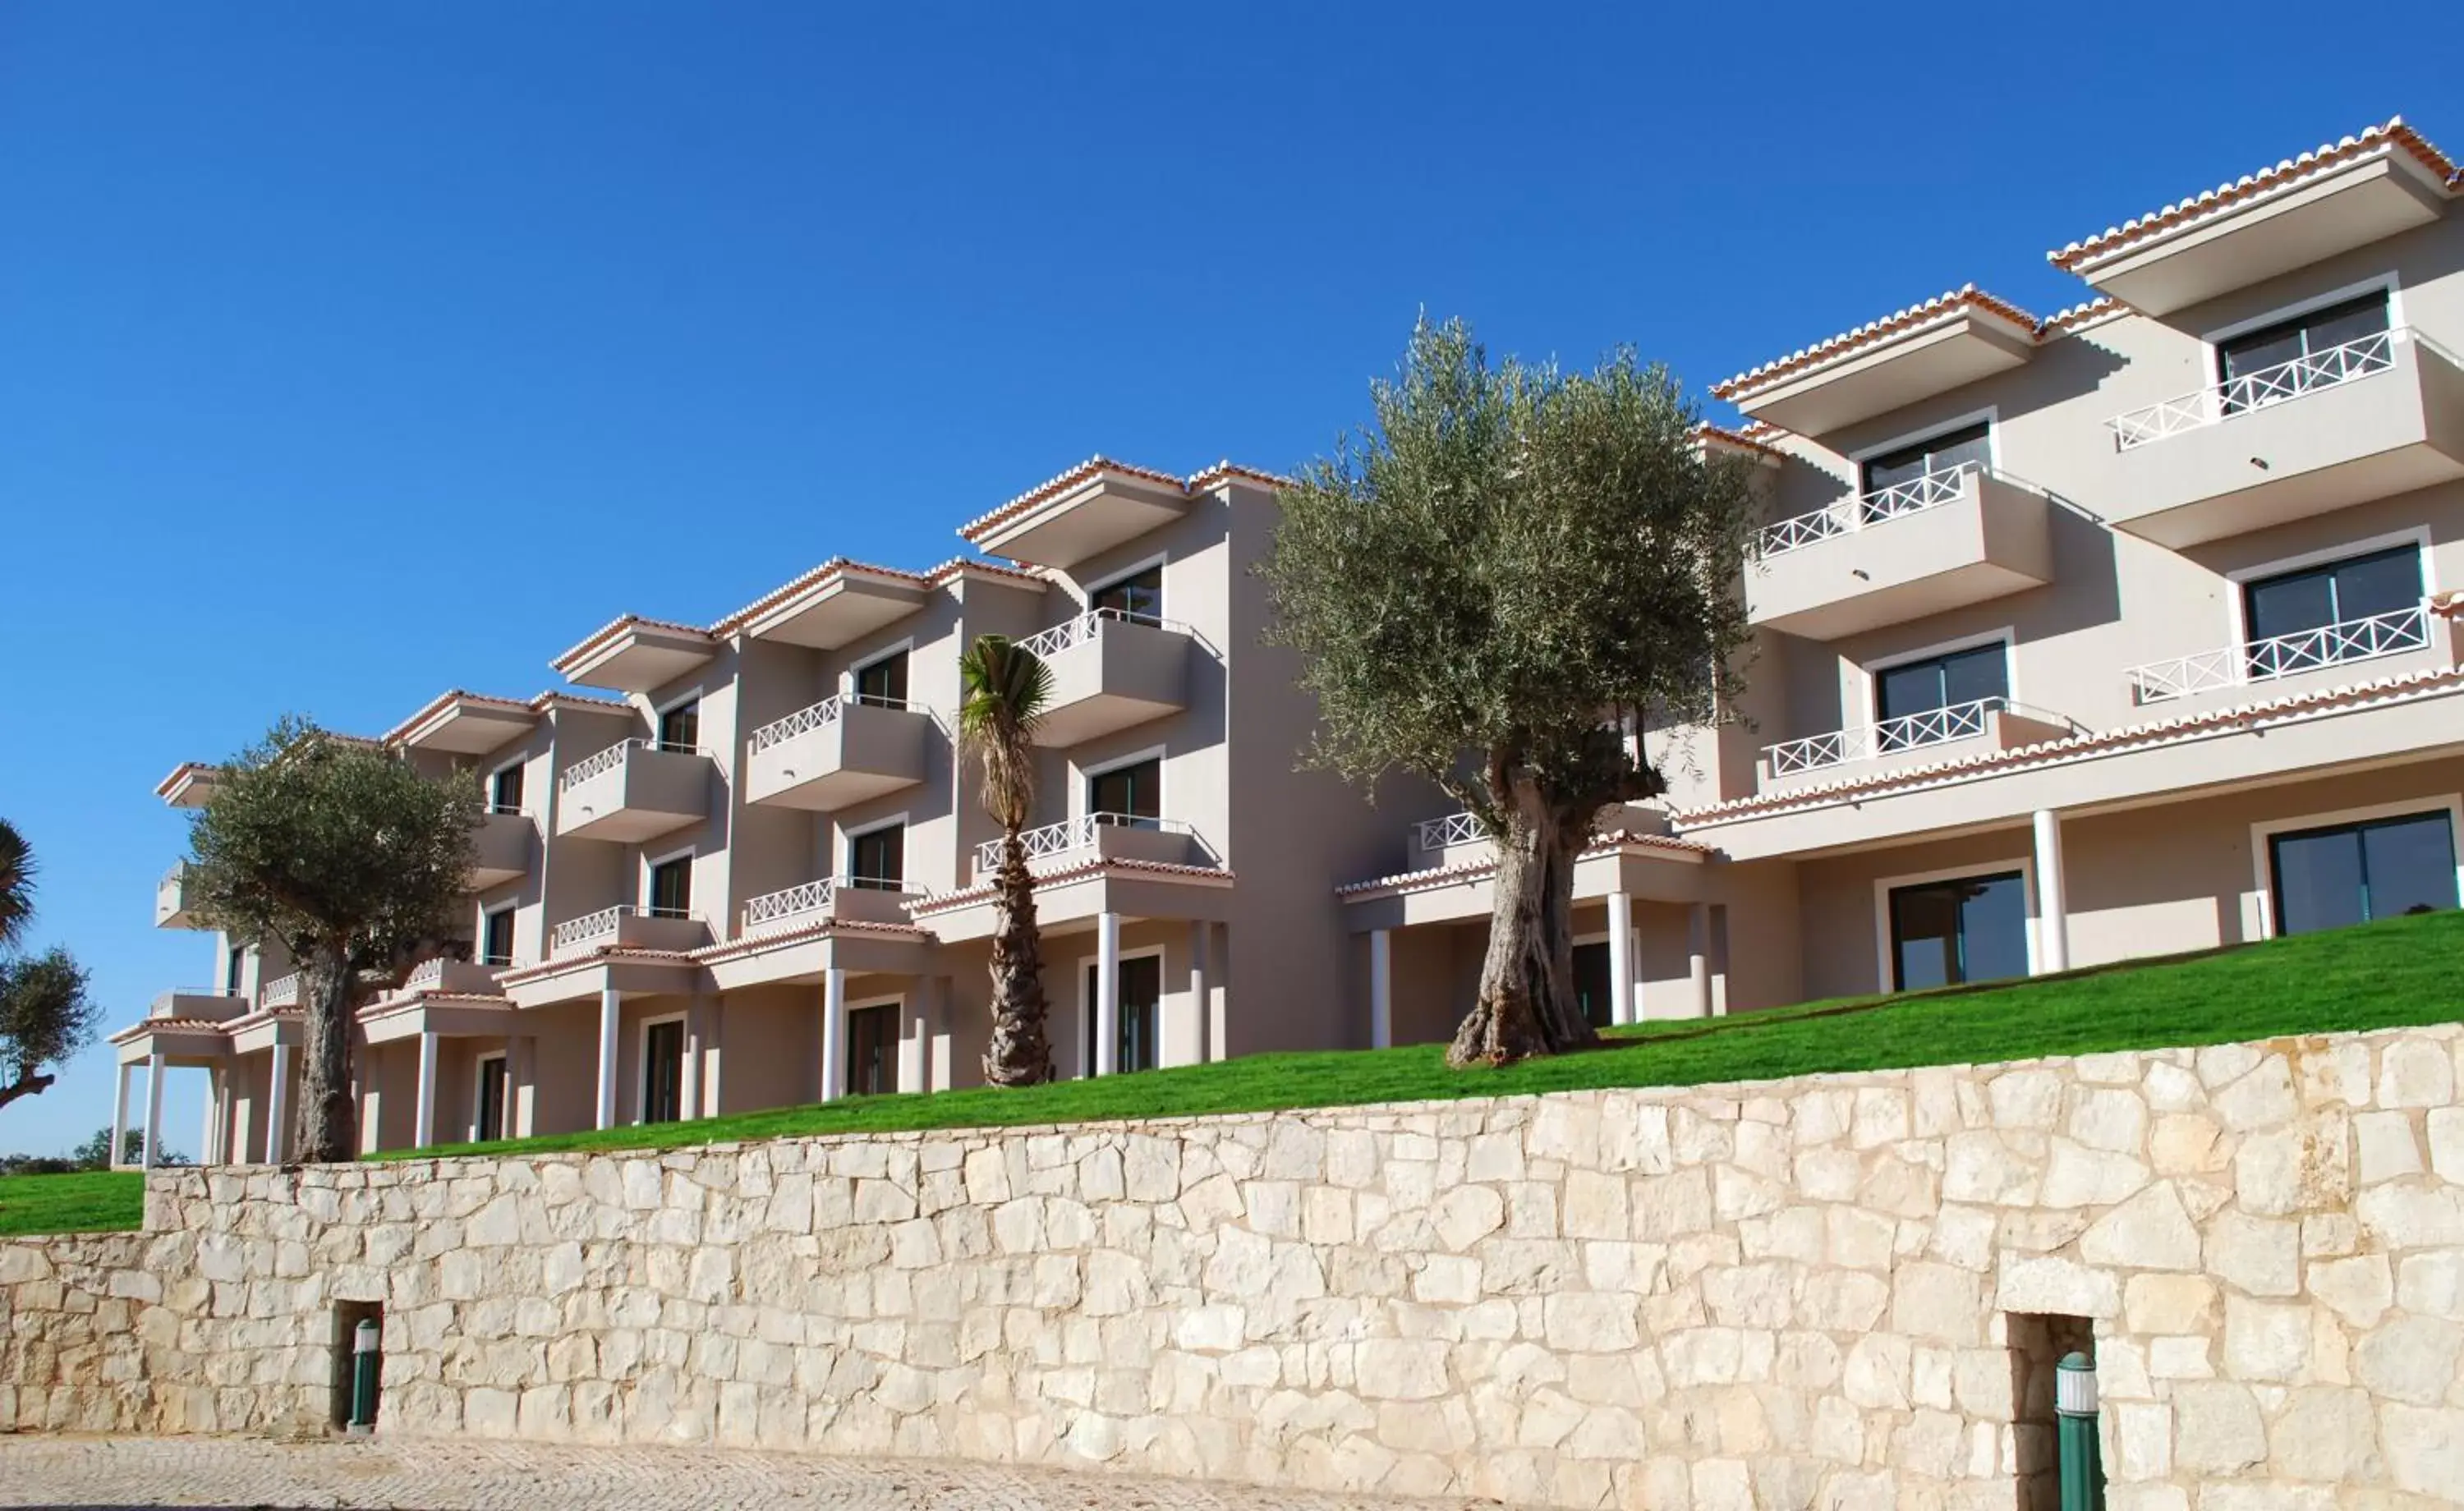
[0,819,31,952]
[0,949,101,1113]
[1262,318,1758,1065]
[186,718,480,1161]
[957,635,1056,1087]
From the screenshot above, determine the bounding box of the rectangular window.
[1859,420,1991,498]
[226,945,246,994]
[475,1055,508,1142]
[647,855,693,916]
[480,907,517,967]
[1873,643,2009,751]
[2218,291,2390,411]
[1888,870,2030,991]
[641,1019,685,1124]
[489,764,524,813]
[845,1004,897,1097]
[1088,757,1161,826]
[1573,940,1615,1029]
[1085,954,1162,1074]
[656,699,700,751]
[853,650,908,707]
[848,824,904,890]
[2270,810,2457,937]
[2241,544,2425,677]
[1090,564,1164,626]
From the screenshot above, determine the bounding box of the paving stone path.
[0,1435,1498,1511]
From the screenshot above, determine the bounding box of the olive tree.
[1262,319,1758,1066]
[0,949,101,1114]
[185,719,479,1162]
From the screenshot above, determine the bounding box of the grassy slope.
[3,909,2456,1234]
[0,1170,145,1238]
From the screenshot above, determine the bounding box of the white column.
[682,995,708,1119]
[413,1031,439,1149]
[141,1054,166,1169]
[200,1069,220,1165]
[1368,929,1393,1050]
[265,1043,292,1163]
[1687,904,1714,1020]
[897,988,926,1095]
[1208,923,1230,1062]
[703,1003,725,1116]
[595,988,621,1130]
[109,1063,132,1169]
[1094,912,1121,1077]
[927,977,952,1092]
[511,1036,536,1138]
[2034,808,2070,975]
[1187,921,1211,1066]
[1607,891,1636,1027]
[821,967,848,1102]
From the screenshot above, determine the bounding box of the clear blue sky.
[2,2,2453,1155]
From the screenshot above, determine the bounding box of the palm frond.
[0,818,32,950]
[958,636,1052,830]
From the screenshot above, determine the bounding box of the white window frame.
[2246,793,2464,942]
[1075,744,1168,822]
[1071,942,1169,1080]
[1871,856,2039,994]
[1846,406,2002,478]
[2200,273,2405,384]
[479,903,519,967]
[839,812,911,885]
[1079,551,1170,614]
[642,845,696,916]
[1858,627,2020,729]
[649,686,706,749]
[841,637,917,701]
[840,993,906,1098]
[2223,526,2437,654]
[471,1051,509,1143]
[486,755,529,814]
[634,1010,689,1126]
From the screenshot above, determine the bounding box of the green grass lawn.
[5,909,2457,1235]
[0,1169,145,1238]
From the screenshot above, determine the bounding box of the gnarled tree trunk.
[982,833,1053,1086]
[294,943,359,1164]
[1449,771,1604,1068]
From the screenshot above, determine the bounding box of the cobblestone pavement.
[0,1435,1502,1511]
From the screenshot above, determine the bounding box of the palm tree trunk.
[982,829,1053,1086]
[1450,780,1602,1068]
[294,943,358,1163]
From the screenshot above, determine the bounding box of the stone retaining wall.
[7,1025,2464,1509]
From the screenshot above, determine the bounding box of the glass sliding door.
[1084,954,1162,1073]
[641,1019,685,1124]
[845,1004,897,1097]
[2269,811,2457,937]
[1887,870,2030,991]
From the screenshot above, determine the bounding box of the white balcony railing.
[746,692,910,758]
[549,907,626,954]
[1015,608,1188,659]
[2105,329,2425,450]
[558,738,706,792]
[2126,604,2434,705]
[1414,811,1486,852]
[1763,696,2059,777]
[261,974,303,1010]
[1754,463,1983,558]
[744,879,835,930]
[972,813,1192,875]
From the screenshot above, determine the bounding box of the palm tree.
[0,819,32,950]
[958,634,1055,1086]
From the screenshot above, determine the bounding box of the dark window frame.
[489,762,525,814]
[1088,562,1165,627]
[1857,419,1993,498]
[2215,289,2393,390]
[480,907,517,968]
[1887,869,2030,992]
[853,649,909,708]
[1083,953,1163,1075]
[2267,808,2459,937]
[475,1054,509,1142]
[646,853,694,917]
[848,823,905,891]
[844,1002,898,1098]
[655,697,701,751]
[2238,543,2426,677]
[1087,756,1162,827]
[641,1017,686,1124]
[1870,641,2011,751]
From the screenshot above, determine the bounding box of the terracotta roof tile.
[907,858,1236,916]
[707,557,937,636]
[1335,830,1712,899]
[958,456,1190,541]
[382,689,538,748]
[2049,117,2459,272]
[692,916,931,963]
[549,613,717,674]
[108,1017,231,1044]
[1712,285,2043,401]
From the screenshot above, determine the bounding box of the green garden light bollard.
[347,1318,380,1435]
[2056,1350,2103,1511]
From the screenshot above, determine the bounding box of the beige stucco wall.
[11,1026,2462,1509]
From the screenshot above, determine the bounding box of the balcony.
[1020,611,1191,746]
[471,807,532,889]
[1403,802,1665,873]
[964,462,1198,569]
[2126,602,2460,711]
[744,695,930,811]
[393,958,506,998]
[260,973,304,1011]
[554,740,711,843]
[2102,329,2464,548]
[740,878,923,935]
[547,905,711,960]
[149,989,250,1023]
[1749,465,2053,640]
[972,815,1198,884]
[155,864,205,930]
[1760,697,2073,790]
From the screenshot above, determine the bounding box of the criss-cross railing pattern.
[549,906,626,955]
[972,813,1191,874]
[260,973,302,1010]
[1414,811,1486,852]
[1015,608,1187,660]
[559,738,702,792]
[749,696,845,756]
[2108,330,2402,449]
[2126,604,2433,705]
[1764,696,2011,777]
[744,879,836,931]
[1753,464,1979,558]
[404,959,446,990]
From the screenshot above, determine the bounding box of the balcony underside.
[470,811,532,888]
[1749,472,2053,640]
[1032,623,1190,746]
[554,749,710,843]
[745,705,931,811]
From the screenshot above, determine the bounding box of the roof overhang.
[738,564,931,649]
[963,461,1198,569]
[358,994,517,1045]
[553,618,720,694]
[155,762,221,808]
[1723,297,2038,436]
[389,692,540,755]
[2057,146,2451,316]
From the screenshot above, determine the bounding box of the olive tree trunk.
[294,943,359,1164]
[982,833,1054,1086]
[1449,776,1603,1068]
